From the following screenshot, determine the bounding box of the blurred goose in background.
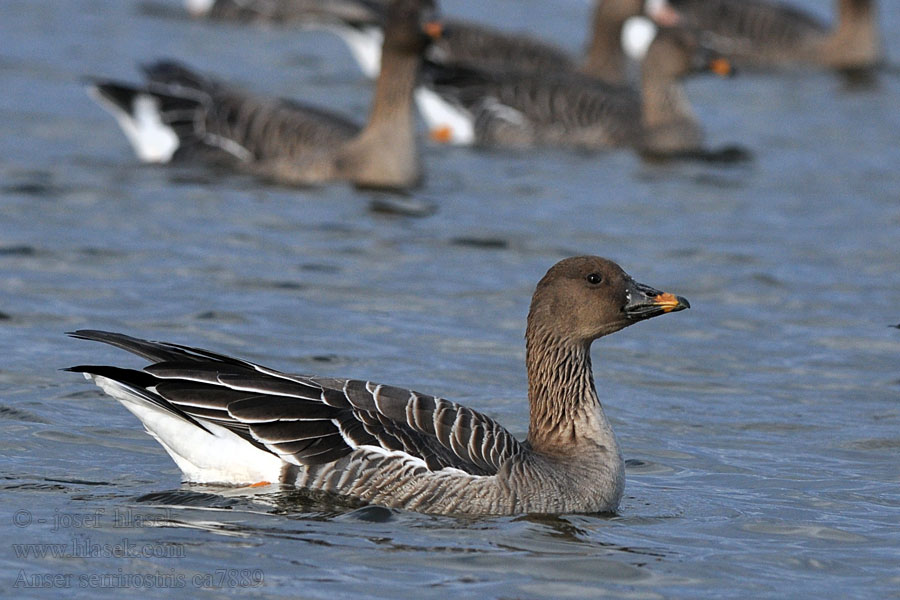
[87,0,438,189]
[426,0,681,84]
[67,256,690,516]
[187,0,391,77]
[421,24,739,160]
[185,0,686,145]
[665,0,881,73]
[188,0,680,84]
[185,0,384,24]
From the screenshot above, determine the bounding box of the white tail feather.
[88,88,180,163]
[87,374,283,484]
[414,87,475,146]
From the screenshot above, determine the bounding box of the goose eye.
[586,273,603,285]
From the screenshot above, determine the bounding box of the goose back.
[668,0,880,70]
[189,0,386,25]
[422,25,727,155]
[424,62,641,150]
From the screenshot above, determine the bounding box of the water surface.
[1,0,899,597]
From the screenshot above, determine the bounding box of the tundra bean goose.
[67,256,689,516]
[428,0,677,84]
[87,0,438,189]
[185,0,384,25]
[667,0,881,72]
[422,26,734,157]
[189,0,677,84]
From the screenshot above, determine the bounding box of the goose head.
[527,256,689,344]
[382,0,441,55]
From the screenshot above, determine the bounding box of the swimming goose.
[666,0,881,72]
[580,0,682,84]
[185,0,678,145]
[186,0,390,78]
[87,0,438,189]
[189,0,677,84]
[422,26,734,158]
[67,256,689,516]
[428,0,675,84]
[186,0,383,24]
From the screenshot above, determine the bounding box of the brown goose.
[666,0,881,72]
[580,0,682,83]
[67,256,689,516]
[422,26,736,158]
[188,0,678,85]
[87,0,438,189]
[186,0,383,24]
[431,0,674,84]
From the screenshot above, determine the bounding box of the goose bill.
[709,57,734,77]
[423,21,443,40]
[624,280,690,321]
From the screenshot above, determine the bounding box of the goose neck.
[525,329,610,455]
[580,7,628,84]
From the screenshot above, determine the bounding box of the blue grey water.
[1,0,899,597]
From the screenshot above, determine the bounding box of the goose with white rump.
[87,0,440,189]
[421,24,743,160]
[67,256,689,516]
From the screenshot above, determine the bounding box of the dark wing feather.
[67,330,215,363]
[227,395,344,421]
[431,18,575,74]
[67,330,525,475]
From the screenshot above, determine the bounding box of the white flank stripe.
[357,444,478,478]
[414,87,475,146]
[358,445,429,470]
[441,466,476,478]
[203,133,254,162]
[481,97,527,127]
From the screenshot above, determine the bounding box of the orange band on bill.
[654,292,683,312]
[424,21,443,40]
[710,58,733,77]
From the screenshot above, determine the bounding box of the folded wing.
[67,330,523,479]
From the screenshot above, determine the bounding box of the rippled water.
[2,0,899,597]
